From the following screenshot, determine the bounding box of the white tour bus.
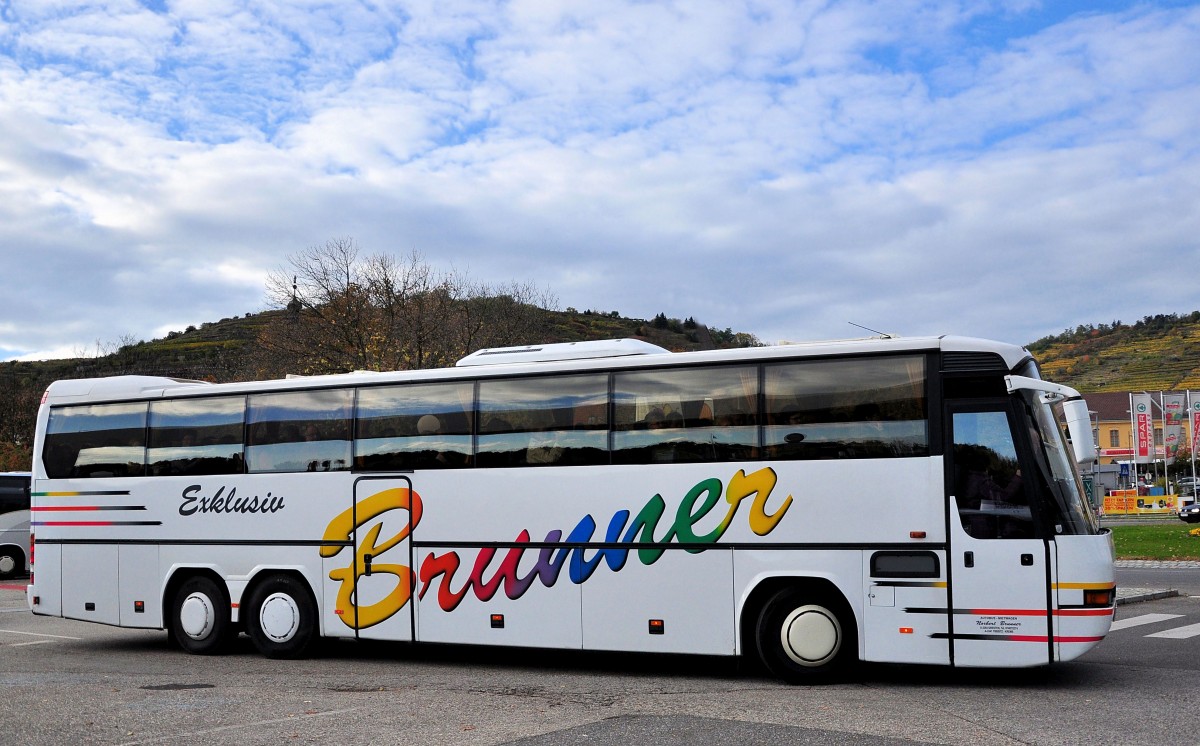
[26,336,1113,680]
[1,472,31,579]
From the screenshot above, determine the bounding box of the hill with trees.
[1027,312,1200,393]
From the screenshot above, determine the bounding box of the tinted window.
[613,365,758,464]
[356,382,474,470]
[0,475,30,514]
[44,403,147,478]
[952,409,1034,539]
[477,374,608,467]
[246,390,352,473]
[870,551,940,578]
[148,397,245,476]
[763,356,927,460]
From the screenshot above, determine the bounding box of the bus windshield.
[1023,391,1099,535]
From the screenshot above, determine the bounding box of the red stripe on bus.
[998,635,1107,643]
[963,608,1112,617]
[1006,635,1049,642]
[1054,608,1114,616]
[32,521,116,526]
[967,609,1046,616]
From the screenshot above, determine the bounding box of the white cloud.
[0,1,1197,361]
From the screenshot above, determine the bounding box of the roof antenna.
[848,322,893,339]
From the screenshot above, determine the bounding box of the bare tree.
[72,334,137,360]
[451,279,558,355]
[256,239,557,376]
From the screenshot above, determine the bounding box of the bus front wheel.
[245,575,317,659]
[170,576,232,655]
[755,588,856,682]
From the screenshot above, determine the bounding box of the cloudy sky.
[1,1,1198,361]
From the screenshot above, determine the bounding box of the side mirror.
[1061,398,1096,465]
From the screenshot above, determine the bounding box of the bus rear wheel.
[245,575,317,659]
[755,588,855,682]
[170,576,232,655]
[0,548,23,578]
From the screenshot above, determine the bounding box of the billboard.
[1163,392,1185,465]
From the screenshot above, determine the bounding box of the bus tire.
[245,575,317,659]
[755,588,856,683]
[0,547,23,578]
[170,576,232,655]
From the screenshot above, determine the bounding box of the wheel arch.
[243,569,321,659]
[163,565,228,630]
[738,574,860,660]
[242,567,322,633]
[0,542,27,578]
[163,564,320,630]
[242,567,315,605]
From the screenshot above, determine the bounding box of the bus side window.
[246,390,352,473]
[0,474,29,514]
[147,396,245,476]
[612,365,758,464]
[763,356,928,460]
[44,403,148,479]
[354,382,474,470]
[477,374,608,468]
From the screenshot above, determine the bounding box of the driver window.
[952,410,1034,539]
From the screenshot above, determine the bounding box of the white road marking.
[114,707,361,746]
[1108,613,1183,631]
[1146,622,1200,640]
[0,628,82,640]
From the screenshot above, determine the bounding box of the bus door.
[321,476,418,642]
[946,404,1054,667]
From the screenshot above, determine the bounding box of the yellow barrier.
[1102,489,1178,515]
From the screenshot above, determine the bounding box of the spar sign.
[1133,393,1154,463]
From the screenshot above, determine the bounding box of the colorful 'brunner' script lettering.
[320,467,791,629]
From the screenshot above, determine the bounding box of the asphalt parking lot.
[5,576,1200,746]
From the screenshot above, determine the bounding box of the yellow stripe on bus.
[1053,581,1116,590]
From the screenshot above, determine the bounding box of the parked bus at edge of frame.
[25,336,1114,681]
[0,472,31,579]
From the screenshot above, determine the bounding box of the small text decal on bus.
[320,467,792,630]
[179,485,286,516]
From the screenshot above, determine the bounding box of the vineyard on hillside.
[1028,312,1200,393]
